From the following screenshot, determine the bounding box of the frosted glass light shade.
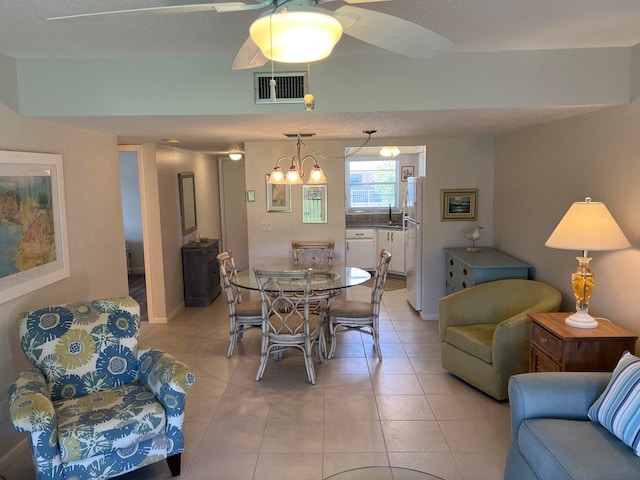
[250,7,342,63]
[545,198,630,251]
[380,146,400,158]
[285,166,304,184]
[307,165,327,184]
[268,167,285,184]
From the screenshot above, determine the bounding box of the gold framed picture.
[441,188,478,221]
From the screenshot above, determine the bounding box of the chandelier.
[268,134,327,185]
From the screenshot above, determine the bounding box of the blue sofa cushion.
[519,418,640,480]
[588,351,640,455]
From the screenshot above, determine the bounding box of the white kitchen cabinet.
[346,229,376,270]
[377,229,405,275]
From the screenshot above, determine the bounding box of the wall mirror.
[302,185,327,223]
[178,172,197,234]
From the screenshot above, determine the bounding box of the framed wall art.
[178,172,197,234]
[302,185,327,223]
[441,188,478,221]
[265,174,291,212]
[0,151,70,304]
[401,165,414,182]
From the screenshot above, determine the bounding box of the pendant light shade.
[250,7,343,63]
[307,164,328,184]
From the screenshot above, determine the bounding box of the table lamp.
[545,197,630,328]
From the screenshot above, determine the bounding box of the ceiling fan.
[48,0,454,70]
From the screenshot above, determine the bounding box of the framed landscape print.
[265,174,292,212]
[0,151,70,304]
[441,188,478,221]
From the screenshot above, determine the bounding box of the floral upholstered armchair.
[8,297,195,480]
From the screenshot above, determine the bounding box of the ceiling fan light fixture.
[250,7,343,63]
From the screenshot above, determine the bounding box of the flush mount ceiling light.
[380,146,400,157]
[250,6,343,63]
[164,138,180,145]
[228,152,243,161]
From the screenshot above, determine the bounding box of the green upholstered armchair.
[438,279,561,400]
[9,297,195,480]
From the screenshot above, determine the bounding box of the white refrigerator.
[404,176,426,311]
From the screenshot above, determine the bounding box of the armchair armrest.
[137,347,195,412]
[492,313,531,375]
[9,367,62,470]
[9,367,56,434]
[509,372,611,447]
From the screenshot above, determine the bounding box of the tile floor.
[3,285,510,480]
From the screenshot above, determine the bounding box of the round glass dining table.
[231,265,371,292]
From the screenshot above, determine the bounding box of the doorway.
[218,156,250,270]
[119,147,148,321]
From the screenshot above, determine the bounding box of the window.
[346,157,399,211]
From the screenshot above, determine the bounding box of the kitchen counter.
[370,224,403,230]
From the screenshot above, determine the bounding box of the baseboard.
[421,313,439,321]
[148,302,183,324]
[0,438,28,472]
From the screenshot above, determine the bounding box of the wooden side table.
[529,312,638,372]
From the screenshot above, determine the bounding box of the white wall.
[0,102,127,462]
[420,137,496,318]
[16,48,631,118]
[494,99,640,343]
[244,136,495,318]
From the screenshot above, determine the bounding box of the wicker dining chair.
[292,240,335,268]
[217,250,263,358]
[254,268,324,384]
[328,249,392,361]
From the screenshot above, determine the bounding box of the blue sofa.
[505,372,640,479]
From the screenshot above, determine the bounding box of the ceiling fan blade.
[47,1,272,21]
[232,37,268,70]
[334,5,454,60]
[320,0,390,3]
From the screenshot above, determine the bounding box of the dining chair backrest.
[253,268,313,336]
[371,249,392,312]
[292,240,335,268]
[217,250,263,358]
[217,250,243,308]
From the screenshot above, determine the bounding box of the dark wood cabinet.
[182,239,221,307]
[529,312,637,372]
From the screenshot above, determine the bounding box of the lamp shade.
[250,7,342,63]
[545,197,630,251]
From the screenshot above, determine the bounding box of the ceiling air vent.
[255,72,306,104]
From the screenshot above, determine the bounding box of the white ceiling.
[2,0,640,152]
